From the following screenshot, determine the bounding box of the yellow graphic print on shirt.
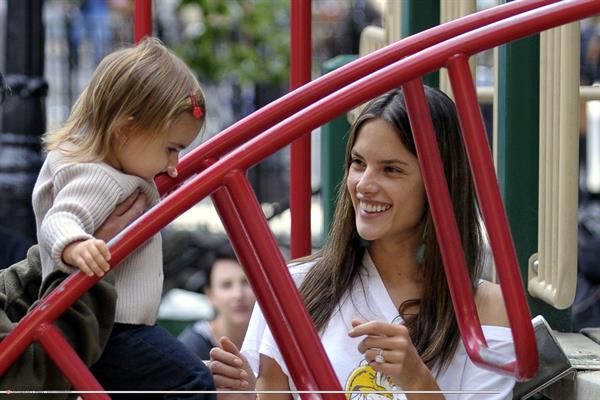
[345,360,405,400]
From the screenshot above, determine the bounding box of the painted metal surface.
[290,0,313,258]
[133,0,152,43]
[154,0,562,195]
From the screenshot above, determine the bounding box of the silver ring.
[374,348,385,364]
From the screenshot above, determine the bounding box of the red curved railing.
[1,0,598,398]
[154,0,561,196]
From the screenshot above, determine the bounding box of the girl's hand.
[63,238,111,277]
[209,336,256,400]
[348,319,438,393]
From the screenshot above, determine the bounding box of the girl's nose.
[166,166,178,178]
[166,154,180,177]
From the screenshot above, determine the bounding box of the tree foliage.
[177,0,290,86]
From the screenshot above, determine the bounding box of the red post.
[37,324,110,400]
[290,0,312,258]
[134,0,152,43]
[446,55,537,378]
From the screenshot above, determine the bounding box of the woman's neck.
[369,239,422,284]
[209,318,248,348]
[368,239,424,310]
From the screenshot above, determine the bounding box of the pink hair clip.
[190,94,203,119]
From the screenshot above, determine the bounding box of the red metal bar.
[289,0,313,258]
[401,78,482,344]
[210,177,328,399]
[1,0,598,385]
[223,171,342,399]
[155,0,560,196]
[36,324,109,400]
[212,189,321,400]
[134,0,152,43]
[402,78,537,379]
[446,55,537,376]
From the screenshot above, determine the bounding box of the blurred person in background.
[69,0,112,65]
[179,243,256,360]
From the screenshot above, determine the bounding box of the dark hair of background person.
[203,242,237,291]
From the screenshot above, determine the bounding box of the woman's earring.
[415,226,426,264]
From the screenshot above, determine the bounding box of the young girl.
[210,87,515,400]
[33,38,214,398]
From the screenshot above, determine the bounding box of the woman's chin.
[357,229,380,242]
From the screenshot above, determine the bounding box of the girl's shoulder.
[49,150,115,180]
[47,151,117,185]
[475,280,510,328]
[48,150,157,200]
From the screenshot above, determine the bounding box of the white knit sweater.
[32,150,163,325]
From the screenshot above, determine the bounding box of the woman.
[210,87,514,399]
[179,244,256,360]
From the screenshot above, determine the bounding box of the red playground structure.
[1,0,600,398]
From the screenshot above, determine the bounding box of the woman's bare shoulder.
[475,281,510,327]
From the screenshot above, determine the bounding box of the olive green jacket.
[0,245,117,399]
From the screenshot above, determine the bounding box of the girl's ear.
[114,125,129,146]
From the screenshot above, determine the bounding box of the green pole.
[401,0,440,87]
[320,55,358,239]
[497,35,571,331]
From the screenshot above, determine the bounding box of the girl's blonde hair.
[43,37,205,162]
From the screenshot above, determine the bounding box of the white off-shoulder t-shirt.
[241,251,516,400]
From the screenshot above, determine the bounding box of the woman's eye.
[220,281,233,290]
[385,166,402,173]
[167,147,178,154]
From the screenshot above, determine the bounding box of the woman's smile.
[358,200,392,215]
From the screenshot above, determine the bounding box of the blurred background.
[0,0,386,333]
[0,0,384,257]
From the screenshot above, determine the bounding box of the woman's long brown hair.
[298,87,483,372]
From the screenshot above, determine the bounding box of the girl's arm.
[256,354,293,400]
[59,188,149,277]
[40,164,125,273]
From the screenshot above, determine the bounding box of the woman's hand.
[348,319,442,398]
[95,189,148,241]
[209,337,256,399]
